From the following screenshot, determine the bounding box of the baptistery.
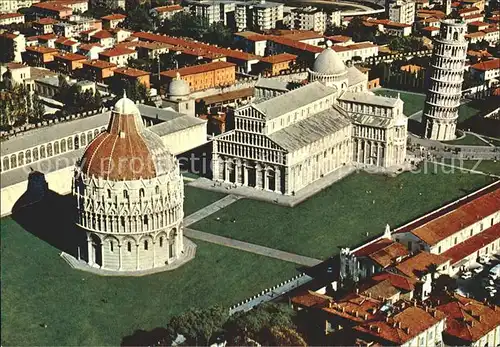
[72,93,189,273]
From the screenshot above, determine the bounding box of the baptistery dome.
[72,93,194,274]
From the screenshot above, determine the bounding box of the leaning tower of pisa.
[422,19,468,141]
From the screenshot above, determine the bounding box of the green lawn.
[0,217,298,346]
[442,159,500,176]
[443,134,489,146]
[458,102,481,123]
[373,89,426,116]
[191,167,496,259]
[183,185,226,216]
[484,137,500,147]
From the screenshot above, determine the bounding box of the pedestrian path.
[185,228,322,267]
[184,194,241,227]
[429,160,500,178]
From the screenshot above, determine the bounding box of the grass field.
[191,166,496,259]
[373,89,425,116]
[458,102,481,123]
[183,186,226,215]
[441,159,500,176]
[0,217,298,346]
[443,134,489,146]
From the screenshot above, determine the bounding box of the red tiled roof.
[35,17,59,25]
[468,21,490,27]
[354,238,410,268]
[260,53,297,64]
[432,293,500,343]
[0,13,24,20]
[99,47,136,57]
[399,186,500,246]
[161,61,236,78]
[326,35,352,43]
[82,59,116,69]
[101,13,126,21]
[79,43,103,51]
[483,27,499,33]
[6,62,28,69]
[26,46,59,54]
[422,26,440,31]
[92,30,113,39]
[463,14,484,20]
[154,4,183,13]
[470,58,500,71]
[354,306,446,345]
[268,35,323,54]
[459,6,480,14]
[279,30,324,41]
[54,52,86,61]
[38,33,57,41]
[291,290,331,308]
[369,272,417,292]
[441,223,500,264]
[133,32,261,61]
[395,251,450,279]
[32,1,72,13]
[114,67,150,77]
[465,31,486,38]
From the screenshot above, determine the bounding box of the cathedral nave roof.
[267,107,350,151]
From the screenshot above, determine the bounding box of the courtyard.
[191,165,496,259]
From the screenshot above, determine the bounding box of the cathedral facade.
[212,41,408,195]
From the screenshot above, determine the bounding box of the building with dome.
[72,93,195,273]
[211,41,408,195]
[163,72,195,117]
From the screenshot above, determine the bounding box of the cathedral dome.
[168,72,190,97]
[313,41,347,76]
[79,93,176,181]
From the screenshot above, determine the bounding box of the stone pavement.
[185,228,322,267]
[184,194,241,227]
[188,165,357,207]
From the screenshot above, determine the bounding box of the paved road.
[184,195,241,227]
[185,228,322,267]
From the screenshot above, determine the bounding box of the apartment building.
[470,58,500,85]
[54,16,102,38]
[235,0,284,32]
[389,0,416,24]
[289,7,328,33]
[113,67,151,88]
[98,47,137,67]
[0,13,25,25]
[160,61,236,92]
[81,59,116,81]
[101,13,126,29]
[150,5,183,21]
[0,0,39,14]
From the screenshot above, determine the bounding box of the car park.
[472,265,484,274]
[478,255,492,265]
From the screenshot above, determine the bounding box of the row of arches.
[87,229,180,270]
[430,70,464,83]
[426,93,461,107]
[1,126,106,172]
[78,208,183,234]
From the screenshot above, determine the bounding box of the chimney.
[397,322,402,328]
[377,327,381,333]
[355,310,359,318]
[364,313,368,320]
[404,327,410,334]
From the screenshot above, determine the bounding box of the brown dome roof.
[79,96,175,181]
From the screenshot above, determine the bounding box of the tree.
[0,36,15,63]
[166,305,228,345]
[224,303,297,345]
[268,326,307,346]
[123,5,155,31]
[159,12,210,41]
[202,22,233,47]
[31,92,46,122]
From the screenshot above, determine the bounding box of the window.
[144,240,148,250]
[120,216,125,228]
[454,237,458,245]
[160,237,163,247]
[155,186,160,195]
[110,241,114,252]
[139,188,145,198]
[123,190,129,199]
[127,242,132,252]
[107,189,111,198]
[480,223,484,231]
[470,229,473,236]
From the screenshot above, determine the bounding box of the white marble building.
[212,41,408,195]
[73,95,192,272]
[422,19,468,141]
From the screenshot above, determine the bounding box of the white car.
[472,266,484,274]
[486,286,497,294]
[460,271,473,279]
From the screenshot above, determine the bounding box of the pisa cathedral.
[212,41,409,195]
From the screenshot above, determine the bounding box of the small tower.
[445,0,452,16]
[422,19,468,141]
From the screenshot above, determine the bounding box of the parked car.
[472,265,484,274]
[489,264,500,280]
[486,286,497,294]
[461,271,473,279]
[478,255,492,265]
